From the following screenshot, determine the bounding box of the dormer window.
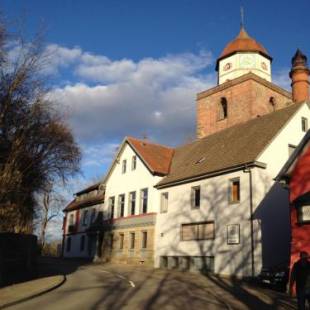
[218,97,228,120]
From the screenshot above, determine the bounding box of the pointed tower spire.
[240,6,244,28]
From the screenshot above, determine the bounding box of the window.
[191,186,200,208]
[140,188,148,214]
[160,192,169,213]
[66,237,71,252]
[142,231,147,249]
[288,144,297,157]
[229,178,240,203]
[82,210,89,226]
[109,197,115,219]
[130,232,135,249]
[302,117,308,132]
[80,235,85,251]
[90,209,96,223]
[69,213,75,225]
[129,191,136,215]
[218,97,228,120]
[118,194,125,217]
[297,205,310,224]
[119,233,124,250]
[131,155,137,170]
[122,159,127,174]
[181,222,215,241]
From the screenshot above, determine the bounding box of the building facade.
[276,130,310,272]
[63,183,105,259]
[62,26,310,277]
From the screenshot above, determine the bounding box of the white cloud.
[48,45,215,147]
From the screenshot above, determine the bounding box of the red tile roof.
[217,27,271,68]
[127,137,174,175]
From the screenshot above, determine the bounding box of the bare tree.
[37,186,65,249]
[0,18,81,233]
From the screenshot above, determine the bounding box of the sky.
[1,0,310,239]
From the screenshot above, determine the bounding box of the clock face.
[240,54,255,68]
[223,62,232,71]
[261,62,268,71]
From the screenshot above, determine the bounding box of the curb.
[0,274,66,309]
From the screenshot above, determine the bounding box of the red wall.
[289,145,310,268]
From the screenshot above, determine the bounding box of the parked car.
[257,264,289,291]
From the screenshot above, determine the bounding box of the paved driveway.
[4,261,297,310]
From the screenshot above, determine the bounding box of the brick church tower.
[196,26,293,139]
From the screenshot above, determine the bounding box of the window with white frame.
[69,213,75,225]
[191,186,200,208]
[129,191,136,215]
[302,117,308,132]
[160,192,169,213]
[122,159,127,174]
[82,210,89,226]
[131,155,137,170]
[109,196,115,219]
[118,194,125,217]
[140,188,148,214]
[297,205,310,224]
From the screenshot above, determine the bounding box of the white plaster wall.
[63,204,103,258]
[155,171,255,277]
[104,143,162,218]
[219,53,271,84]
[63,233,90,258]
[252,103,310,268]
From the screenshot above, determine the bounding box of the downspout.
[244,166,255,277]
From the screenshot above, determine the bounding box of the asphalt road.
[5,262,297,310]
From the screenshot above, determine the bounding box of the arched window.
[218,97,228,120]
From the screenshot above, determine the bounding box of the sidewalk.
[0,275,65,309]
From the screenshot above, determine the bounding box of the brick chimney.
[290,49,310,103]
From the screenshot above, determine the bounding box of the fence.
[0,233,37,286]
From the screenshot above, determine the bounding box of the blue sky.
[1,1,310,238]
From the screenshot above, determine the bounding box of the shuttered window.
[181,222,215,241]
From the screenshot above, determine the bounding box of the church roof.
[156,103,302,188]
[216,27,271,69]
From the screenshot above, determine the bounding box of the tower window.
[218,97,228,120]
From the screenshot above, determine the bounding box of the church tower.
[196,26,292,139]
[216,26,272,84]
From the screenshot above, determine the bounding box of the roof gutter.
[155,161,267,189]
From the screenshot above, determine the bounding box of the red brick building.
[277,130,310,269]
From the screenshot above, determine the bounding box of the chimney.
[290,49,310,103]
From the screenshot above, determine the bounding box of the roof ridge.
[126,136,174,150]
[176,103,300,150]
